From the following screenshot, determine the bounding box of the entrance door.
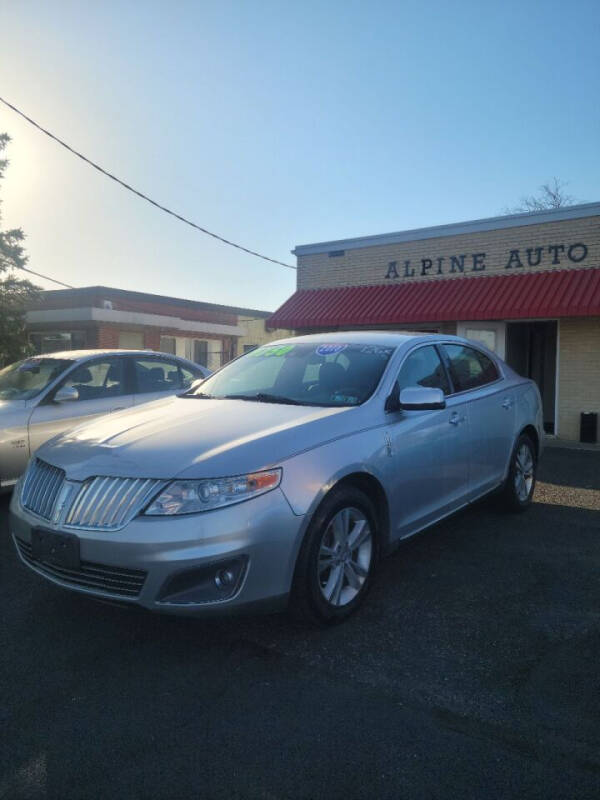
[506,321,557,433]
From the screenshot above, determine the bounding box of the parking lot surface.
[1,447,599,800]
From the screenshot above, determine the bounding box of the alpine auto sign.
[384,242,589,280]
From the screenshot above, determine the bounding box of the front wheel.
[502,433,537,512]
[289,486,379,625]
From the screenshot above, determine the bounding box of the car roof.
[26,349,195,363]
[262,331,462,347]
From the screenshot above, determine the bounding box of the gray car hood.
[36,395,360,481]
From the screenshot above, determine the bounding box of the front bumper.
[9,488,305,616]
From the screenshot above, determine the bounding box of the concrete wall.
[557,317,600,440]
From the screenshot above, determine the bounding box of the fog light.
[215,568,235,589]
[158,556,248,605]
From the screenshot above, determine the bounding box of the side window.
[397,346,450,395]
[180,365,199,390]
[62,358,126,401]
[443,345,500,392]
[134,358,182,394]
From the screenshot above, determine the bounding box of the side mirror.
[54,385,79,403]
[399,386,446,411]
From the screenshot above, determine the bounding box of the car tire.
[501,433,537,512]
[289,486,379,626]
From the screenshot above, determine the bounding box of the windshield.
[192,342,395,406]
[0,357,74,401]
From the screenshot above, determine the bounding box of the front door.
[28,357,135,456]
[385,344,470,538]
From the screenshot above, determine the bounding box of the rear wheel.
[290,486,378,625]
[502,433,537,512]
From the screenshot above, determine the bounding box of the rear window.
[443,345,500,392]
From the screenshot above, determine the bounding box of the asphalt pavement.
[1,447,599,800]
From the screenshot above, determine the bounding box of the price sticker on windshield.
[248,344,295,358]
[315,344,348,356]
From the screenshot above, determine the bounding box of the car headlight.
[144,468,282,516]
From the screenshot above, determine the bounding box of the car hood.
[37,395,359,481]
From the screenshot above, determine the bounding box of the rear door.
[441,344,515,497]
[386,344,470,538]
[28,356,135,454]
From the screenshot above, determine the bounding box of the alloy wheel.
[317,507,373,607]
[514,443,534,502]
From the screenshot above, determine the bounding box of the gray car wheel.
[502,433,537,512]
[290,485,379,625]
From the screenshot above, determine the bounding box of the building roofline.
[36,285,274,318]
[292,201,600,257]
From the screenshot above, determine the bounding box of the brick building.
[26,286,291,371]
[268,202,600,442]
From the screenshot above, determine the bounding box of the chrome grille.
[15,537,147,597]
[21,459,66,520]
[65,476,166,530]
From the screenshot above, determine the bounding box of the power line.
[0,96,297,271]
[13,264,74,288]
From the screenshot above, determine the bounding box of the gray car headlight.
[144,469,282,515]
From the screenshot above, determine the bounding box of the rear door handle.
[449,412,466,426]
[502,398,514,410]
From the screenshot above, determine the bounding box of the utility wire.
[13,264,74,288]
[0,96,297,271]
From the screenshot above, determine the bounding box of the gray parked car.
[9,333,543,624]
[0,349,209,490]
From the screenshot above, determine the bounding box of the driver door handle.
[502,398,514,410]
[449,412,466,426]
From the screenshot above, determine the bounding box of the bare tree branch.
[503,177,579,215]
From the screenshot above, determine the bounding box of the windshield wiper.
[180,391,215,399]
[224,392,307,406]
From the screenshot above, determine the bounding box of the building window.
[465,328,497,353]
[328,250,345,258]
[29,331,86,354]
[193,340,209,367]
[118,331,144,350]
[243,344,258,354]
[159,336,177,355]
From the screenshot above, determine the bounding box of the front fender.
[279,427,389,517]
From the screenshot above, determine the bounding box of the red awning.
[268,268,600,329]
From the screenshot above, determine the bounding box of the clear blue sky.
[1,0,598,310]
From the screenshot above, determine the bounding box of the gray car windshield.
[192,342,395,406]
[0,358,74,401]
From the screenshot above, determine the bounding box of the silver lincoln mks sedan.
[9,333,543,624]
